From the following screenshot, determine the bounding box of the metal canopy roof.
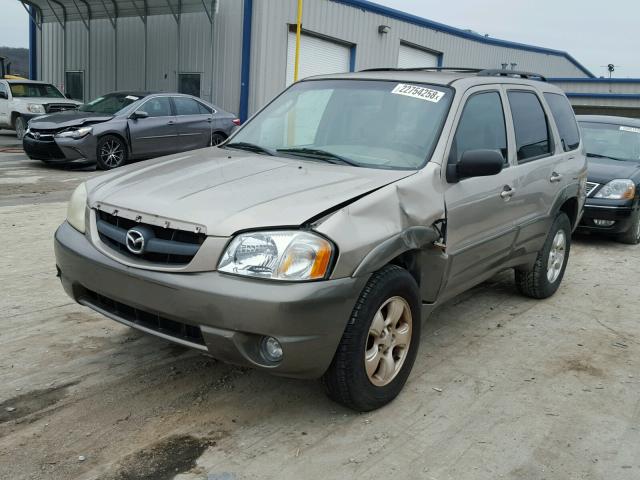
[19,0,216,28]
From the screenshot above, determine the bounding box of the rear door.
[128,96,178,158]
[443,86,520,295]
[504,88,564,255]
[172,96,212,150]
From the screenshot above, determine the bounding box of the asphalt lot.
[1,132,639,480]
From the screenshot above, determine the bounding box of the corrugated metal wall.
[249,0,589,113]
[37,0,243,114]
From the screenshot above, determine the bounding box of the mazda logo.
[125,229,145,254]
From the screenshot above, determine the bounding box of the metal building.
[19,0,625,121]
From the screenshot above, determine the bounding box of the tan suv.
[54,68,587,411]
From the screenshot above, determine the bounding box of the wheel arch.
[351,226,447,303]
[97,131,130,154]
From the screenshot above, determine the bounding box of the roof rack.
[360,67,483,73]
[359,66,547,82]
[477,69,547,81]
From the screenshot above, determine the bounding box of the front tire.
[96,135,127,170]
[515,212,571,299]
[14,115,26,140]
[617,208,640,245]
[323,265,421,411]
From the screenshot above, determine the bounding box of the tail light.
[232,118,241,126]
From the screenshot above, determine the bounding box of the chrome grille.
[45,103,77,113]
[585,182,599,197]
[96,209,206,265]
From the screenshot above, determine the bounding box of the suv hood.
[87,149,415,236]
[587,157,640,184]
[14,96,79,106]
[29,110,113,129]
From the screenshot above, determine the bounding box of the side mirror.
[447,149,504,182]
[131,110,149,120]
[65,93,73,99]
[0,91,7,100]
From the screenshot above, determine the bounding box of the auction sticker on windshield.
[391,84,445,103]
[620,126,640,134]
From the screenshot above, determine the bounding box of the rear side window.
[142,97,172,117]
[174,97,202,115]
[450,91,508,164]
[507,91,551,162]
[544,92,580,151]
[197,102,213,114]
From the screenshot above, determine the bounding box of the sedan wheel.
[210,132,226,146]
[96,135,127,170]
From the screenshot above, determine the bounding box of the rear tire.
[617,208,640,245]
[14,115,26,140]
[96,135,127,170]
[323,265,421,411]
[210,132,226,146]
[515,212,571,299]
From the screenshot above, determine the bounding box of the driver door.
[442,86,520,297]
[128,96,178,158]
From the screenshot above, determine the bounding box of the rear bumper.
[54,222,366,379]
[577,203,635,234]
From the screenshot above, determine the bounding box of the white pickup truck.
[0,79,81,139]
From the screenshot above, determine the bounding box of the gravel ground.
[1,147,639,480]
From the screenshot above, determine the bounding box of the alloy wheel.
[365,296,413,387]
[547,230,566,283]
[100,139,124,168]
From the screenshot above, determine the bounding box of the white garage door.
[397,44,439,69]
[286,32,350,86]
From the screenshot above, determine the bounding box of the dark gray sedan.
[23,91,239,169]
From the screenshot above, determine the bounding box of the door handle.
[550,172,563,183]
[167,120,175,125]
[207,117,213,123]
[500,186,515,200]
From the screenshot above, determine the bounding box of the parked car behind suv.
[54,69,587,411]
[24,91,239,169]
[0,79,80,139]
[576,115,640,244]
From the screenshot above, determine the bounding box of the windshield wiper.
[586,152,628,162]
[224,142,276,156]
[276,147,359,167]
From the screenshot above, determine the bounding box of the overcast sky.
[1,0,639,77]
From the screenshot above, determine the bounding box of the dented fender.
[314,162,447,281]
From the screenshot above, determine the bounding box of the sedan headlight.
[27,104,45,113]
[594,179,636,200]
[56,126,93,139]
[218,231,333,281]
[66,183,88,233]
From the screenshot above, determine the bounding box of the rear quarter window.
[544,92,580,151]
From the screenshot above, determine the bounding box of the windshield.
[79,93,145,115]
[579,121,640,162]
[229,79,453,169]
[9,83,64,99]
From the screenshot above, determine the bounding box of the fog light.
[594,219,615,227]
[262,336,283,362]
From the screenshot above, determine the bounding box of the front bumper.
[23,133,97,164]
[54,221,366,378]
[577,201,636,234]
